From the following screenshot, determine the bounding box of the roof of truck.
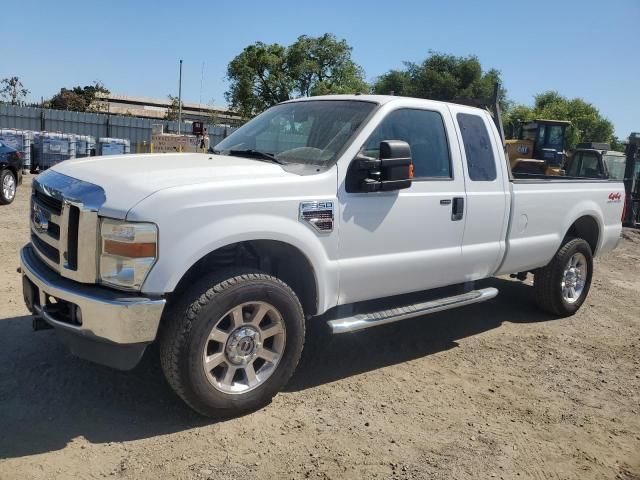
[283,94,396,104]
[282,94,484,111]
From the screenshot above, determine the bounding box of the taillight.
[621,193,627,223]
[15,151,22,159]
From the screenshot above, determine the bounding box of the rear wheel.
[534,238,593,316]
[0,170,17,205]
[159,270,305,417]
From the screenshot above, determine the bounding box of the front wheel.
[159,270,305,417]
[533,238,593,316]
[0,169,17,205]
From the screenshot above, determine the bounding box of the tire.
[533,238,593,316]
[0,169,17,205]
[159,269,305,417]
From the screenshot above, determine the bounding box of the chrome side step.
[328,287,498,334]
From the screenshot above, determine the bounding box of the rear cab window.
[456,113,497,181]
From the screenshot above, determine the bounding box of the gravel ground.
[0,175,639,479]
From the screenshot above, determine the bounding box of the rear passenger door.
[449,106,510,279]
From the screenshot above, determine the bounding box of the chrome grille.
[30,170,105,283]
[31,233,60,263]
[34,189,62,215]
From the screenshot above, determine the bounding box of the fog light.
[74,306,83,326]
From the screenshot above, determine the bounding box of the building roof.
[96,93,236,114]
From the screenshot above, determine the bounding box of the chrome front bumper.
[20,244,165,345]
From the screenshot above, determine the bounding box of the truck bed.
[496,178,624,275]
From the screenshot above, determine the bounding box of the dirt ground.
[0,175,638,480]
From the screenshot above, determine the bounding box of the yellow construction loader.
[505,119,571,175]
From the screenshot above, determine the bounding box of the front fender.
[142,212,340,314]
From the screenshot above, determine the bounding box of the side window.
[603,154,626,180]
[578,152,600,177]
[566,153,582,177]
[456,113,497,181]
[363,109,451,179]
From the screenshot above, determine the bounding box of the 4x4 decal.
[608,192,622,202]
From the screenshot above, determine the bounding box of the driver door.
[337,104,467,305]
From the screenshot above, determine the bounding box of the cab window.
[362,109,451,179]
[456,113,497,181]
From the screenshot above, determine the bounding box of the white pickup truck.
[20,95,624,416]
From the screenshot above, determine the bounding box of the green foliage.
[372,52,507,109]
[226,42,292,118]
[225,34,368,117]
[0,76,30,105]
[49,81,109,112]
[286,34,369,97]
[224,40,621,141]
[503,91,615,149]
[610,135,625,152]
[501,104,535,138]
[75,81,110,112]
[164,95,183,121]
[49,89,86,111]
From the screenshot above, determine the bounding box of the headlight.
[99,218,158,290]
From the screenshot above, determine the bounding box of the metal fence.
[0,104,237,152]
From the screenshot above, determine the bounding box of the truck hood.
[52,153,292,218]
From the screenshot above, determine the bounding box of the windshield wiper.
[228,149,287,165]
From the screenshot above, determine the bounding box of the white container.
[98,137,130,156]
[74,135,96,158]
[33,132,76,170]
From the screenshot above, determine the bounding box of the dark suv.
[0,141,23,205]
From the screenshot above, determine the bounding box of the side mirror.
[346,140,413,193]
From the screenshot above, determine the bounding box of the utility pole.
[178,59,183,134]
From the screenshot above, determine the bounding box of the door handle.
[451,197,464,221]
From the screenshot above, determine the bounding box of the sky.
[3,0,639,137]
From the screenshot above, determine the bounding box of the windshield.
[214,100,376,166]
[603,154,626,180]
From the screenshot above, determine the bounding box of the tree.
[226,42,292,117]
[76,81,110,112]
[49,89,87,111]
[164,95,182,121]
[372,52,506,109]
[503,91,615,149]
[610,135,625,152]
[48,81,109,112]
[286,34,368,97]
[502,103,534,138]
[225,34,368,117]
[0,77,30,105]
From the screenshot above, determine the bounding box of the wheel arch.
[170,239,320,317]
[563,215,600,254]
[1,164,18,179]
